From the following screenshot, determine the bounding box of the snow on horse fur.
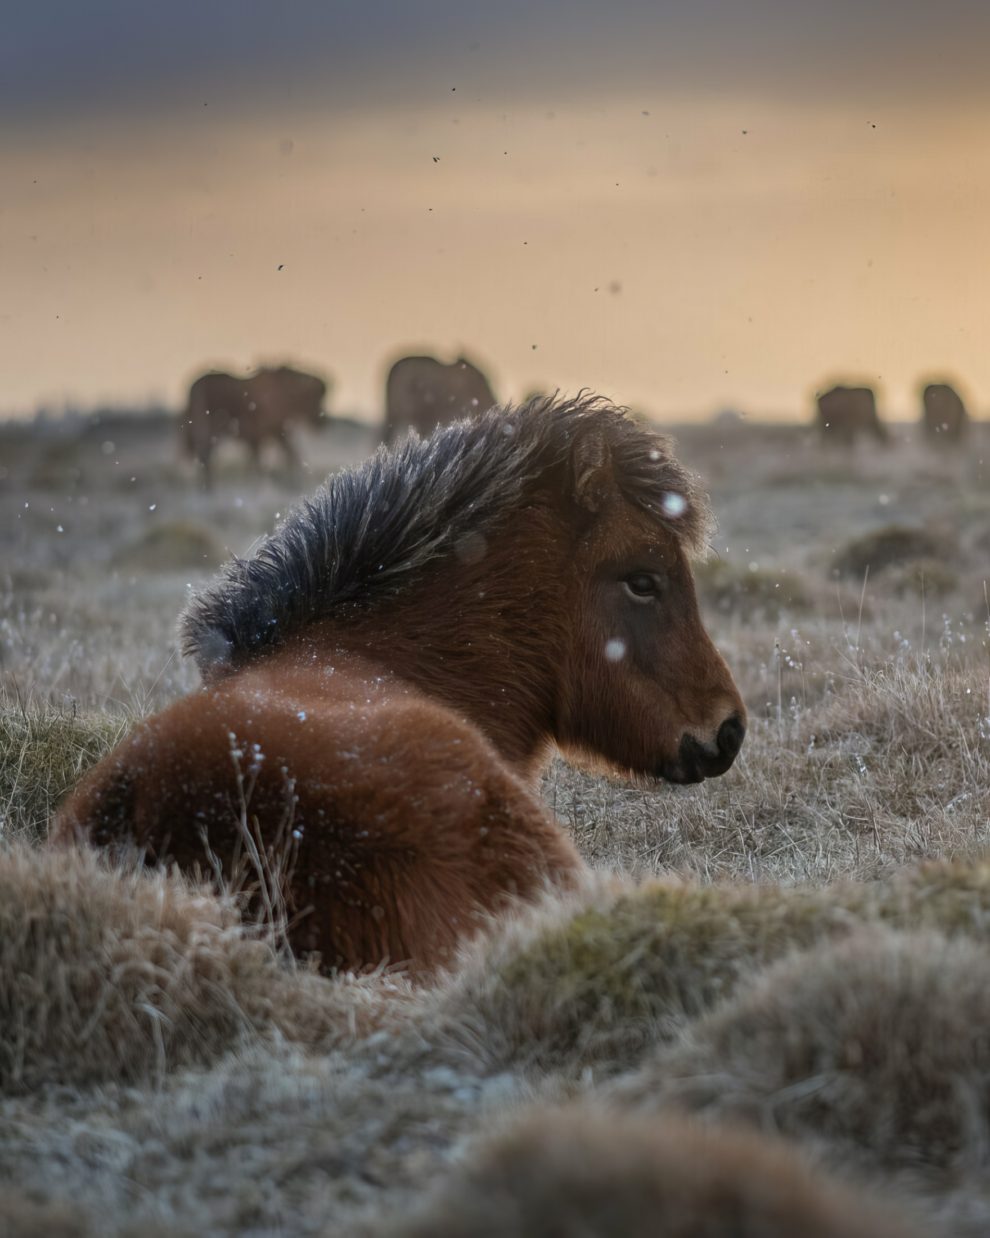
[55,395,745,975]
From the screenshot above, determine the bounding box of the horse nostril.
[717,713,746,760]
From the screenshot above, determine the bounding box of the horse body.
[921,382,968,444]
[61,651,581,972]
[58,397,745,975]
[384,354,496,443]
[815,385,888,446]
[183,365,327,486]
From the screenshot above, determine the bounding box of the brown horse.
[183,365,328,487]
[384,353,496,443]
[56,396,745,975]
[921,382,968,445]
[815,385,888,447]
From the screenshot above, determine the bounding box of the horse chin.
[652,759,706,786]
[621,760,703,788]
[559,747,704,787]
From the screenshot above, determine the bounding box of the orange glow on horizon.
[3,94,989,422]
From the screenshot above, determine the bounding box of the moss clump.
[883,557,959,597]
[28,440,85,491]
[431,879,862,1076]
[111,520,224,571]
[431,858,990,1078]
[831,524,954,580]
[0,705,126,841]
[695,559,811,619]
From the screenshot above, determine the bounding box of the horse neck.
[323,509,570,775]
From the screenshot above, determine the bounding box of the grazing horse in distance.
[384,353,496,443]
[56,396,746,976]
[183,365,328,487]
[815,385,888,447]
[921,382,968,445]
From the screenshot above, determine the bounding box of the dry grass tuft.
[831,524,955,580]
[376,1106,919,1238]
[811,656,987,762]
[0,1190,183,1238]
[0,843,407,1093]
[0,702,126,842]
[0,1191,91,1238]
[549,635,990,885]
[613,928,990,1178]
[884,557,960,597]
[110,520,225,571]
[27,439,86,492]
[695,558,811,619]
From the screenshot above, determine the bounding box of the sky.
[3,2,990,421]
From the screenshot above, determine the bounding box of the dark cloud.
[4,0,990,125]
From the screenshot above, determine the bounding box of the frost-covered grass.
[547,626,990,885]
[1,415,990,1235]
[0,699,126,841]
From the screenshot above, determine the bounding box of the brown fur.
[380,1107,919,1238]
[384,353,496,443]
[922,381,968,444]
[56,397,744,976]
[815,385,888,446]
[183,364,327,486]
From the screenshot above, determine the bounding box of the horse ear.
[572,426,614,512]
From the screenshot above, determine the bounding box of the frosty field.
[2,409,989,1236]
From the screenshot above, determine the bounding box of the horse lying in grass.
[56,395,746,975]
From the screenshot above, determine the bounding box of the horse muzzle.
[658,713,746,784]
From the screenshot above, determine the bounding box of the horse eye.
[623,572,659,599]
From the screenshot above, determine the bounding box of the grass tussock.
[426,856,990,1078]
[811,656,988,761]
[110,520,225,571]
[379,1106,919,1238]
[425,875,847,1076]
[27,440,85,492]
[614,929,990,1180]
[694,559,811,619]
[831,524,956,580]
[0,843,408,1094]
[0,1191,182,1238]
[884,557,960,597]
[0,1192,90,1238]
[0,703,126,842]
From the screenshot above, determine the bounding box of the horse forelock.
[180,393,711,674]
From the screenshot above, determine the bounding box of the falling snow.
[660,492,688,518]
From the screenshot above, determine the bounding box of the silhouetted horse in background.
[921,382,968,445]
[383,353,496,443]
[815,385,888,447]
[57,396,745,975]
[183,365,328,487]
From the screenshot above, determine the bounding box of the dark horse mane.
[181,394,712,676]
